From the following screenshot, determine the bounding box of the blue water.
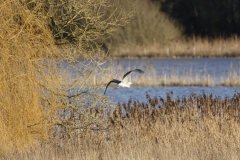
[104,86,240,103]
[65,58,240,103]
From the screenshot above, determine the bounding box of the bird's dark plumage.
[122,69,144,80]
[104,79,121,95]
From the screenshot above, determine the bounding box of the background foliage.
[156,0,240,37]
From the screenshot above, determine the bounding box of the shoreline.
[110,55,240,59]
[108,36,240,58]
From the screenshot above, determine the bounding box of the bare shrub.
[0,0,64,154]
[0,0,131,155]
[35,0,133,55]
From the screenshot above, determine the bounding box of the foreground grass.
[111,36,240,58]
[2,93,240,160]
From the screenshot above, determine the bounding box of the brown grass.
[112,36,240,58]
[2,93,240,160]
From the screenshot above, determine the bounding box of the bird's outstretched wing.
[104,79,121,95]
[122,69,144,81]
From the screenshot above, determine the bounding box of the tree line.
[153,0,240,37]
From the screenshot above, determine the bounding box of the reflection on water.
[105,86,240,103]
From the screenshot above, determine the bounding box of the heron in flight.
[104,69,144,95]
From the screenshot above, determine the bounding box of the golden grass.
[0,0,126,156]
[3,93,240,160]
[0,1,65,154]
[112,36,240,58]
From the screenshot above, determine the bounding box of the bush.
[0,0,63,154]
[0,0,131,155]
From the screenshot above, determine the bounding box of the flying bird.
[104,69,144,95]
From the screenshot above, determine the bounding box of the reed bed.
[111,36,240,58]
[3,93,240,160]
[83,60,240,87]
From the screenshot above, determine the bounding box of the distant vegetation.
[159,0,240,37]
[107,0,240,58]
[111,36,240,58]
[107,0,182,48]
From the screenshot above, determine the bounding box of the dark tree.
[154,0,240,37]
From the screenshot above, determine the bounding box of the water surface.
[106,86,240,103]
[66,58,240,103]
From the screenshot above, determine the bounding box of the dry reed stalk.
[111,36,240,58]
[3,93,240,159]
[91,60,239,87]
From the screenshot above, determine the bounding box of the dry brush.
[3,93,240,160]
[0,0,131,155]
